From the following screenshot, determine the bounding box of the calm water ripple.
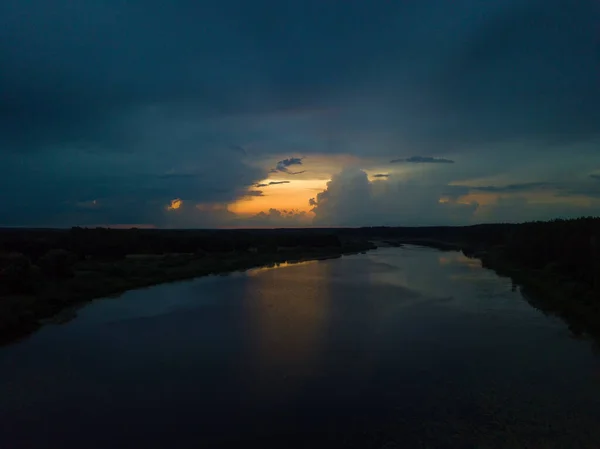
[1,246,599,448]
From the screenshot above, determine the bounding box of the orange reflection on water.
[242,260,332,393]
[245,260,317,276]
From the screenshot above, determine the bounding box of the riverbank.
[3,219,599,345]
[406,240,600,340]
[477,247,600,337]
[0,241,376,344]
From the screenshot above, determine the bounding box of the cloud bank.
[310,168,478,227]
[1,0,599,227]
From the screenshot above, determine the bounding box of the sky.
[1,0,599,228]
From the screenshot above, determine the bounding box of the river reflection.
[1,247,600,448]
[242,260,332,398]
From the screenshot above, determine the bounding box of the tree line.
[2,218,600,297]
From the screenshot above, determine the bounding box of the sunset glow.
[2,0,598,229]
[228,178,328,216]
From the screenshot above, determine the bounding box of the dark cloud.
[2,0,598,155]
[157,173,201,180]
[255,181,291,187]
[229,145,248,156]
[1,0,599,226]
[242,190,264,197]
[468,182,553,193]
[463,180,600,202]
[590,174,600,180]
[555,183,600,199]
[0,155,265,227]
[276,158,302,171]
[372,174,389,178]
[390,156,455,164]
[272,158,306,174]
[431,0,600,147]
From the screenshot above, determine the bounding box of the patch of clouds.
[390,156,455,164]
[310,168,478,227]
[0,119,267,226]
[161,203,309,229]
[308,166,600,227]
[162,201,237,229]
[466,182,554,193]
[166,198,182,211]
[1,0,599,227]
[255,181,291,187]
[457,179,600,200]
[271,157,306,175]
[242,190,264,197]
[245,208,309,227]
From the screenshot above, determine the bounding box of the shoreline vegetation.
[0,228,376,343]
[2,217,600,344]
[390,222,600,345]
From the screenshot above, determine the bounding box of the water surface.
[1,246,600,448]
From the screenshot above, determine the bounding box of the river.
[1,246,600,448]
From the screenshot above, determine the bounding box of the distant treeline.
[2,217,600,298]
[0,227,344,262]
[0,228,347,297]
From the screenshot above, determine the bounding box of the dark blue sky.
[1,0,599,227]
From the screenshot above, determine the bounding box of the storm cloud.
[310,168,478,227]
[1,0,599,226]
[271,158,306,175]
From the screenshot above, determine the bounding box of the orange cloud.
[166,198,182,211]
